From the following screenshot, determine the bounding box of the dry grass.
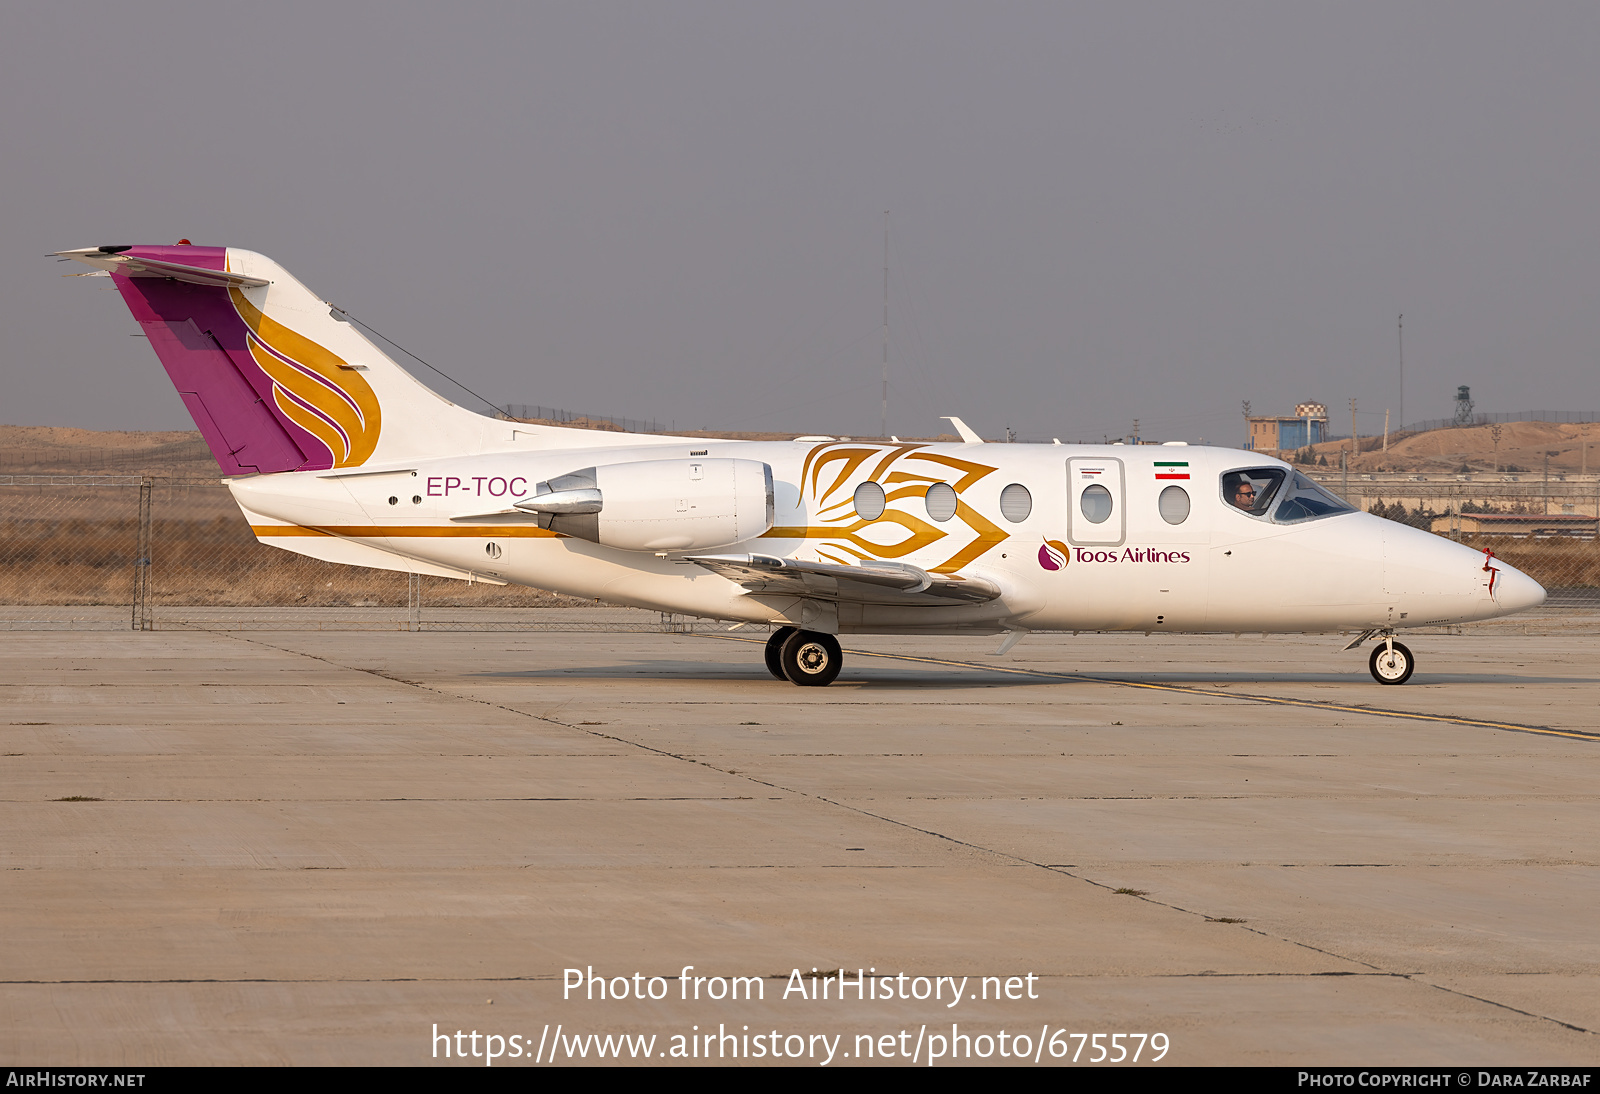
[0,513,589,608]
[1458,536,1600,589]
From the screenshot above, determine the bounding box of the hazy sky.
[5,2,1598,444]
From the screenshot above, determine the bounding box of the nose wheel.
[765,628,843,686]
[1368,640,1415,685]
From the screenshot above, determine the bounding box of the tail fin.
[57,244,506,474]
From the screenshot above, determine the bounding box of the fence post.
[133,477,153,631]
[408,572,422,632]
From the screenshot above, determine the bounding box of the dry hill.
[6,418,1596,478]
[0,421,965,477]
[0,425,217,477]
[1290,421,1600,475]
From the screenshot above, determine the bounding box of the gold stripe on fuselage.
[252,525,561,538]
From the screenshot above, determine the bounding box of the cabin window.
[854,480,886,521]
[1080,484,1113,523]
[1158,485,1190,525]
[925,482,957,522]
[999,483,1032,523]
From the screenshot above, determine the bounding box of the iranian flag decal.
[1155,461,1190,480]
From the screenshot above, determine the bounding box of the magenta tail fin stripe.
[111,269,323,474]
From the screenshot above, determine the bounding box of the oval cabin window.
[925,482,957,522]
[854,480,886,521]
[999,483,1032,523]
[1080,484,1113,523]
[1158,484,1190,525]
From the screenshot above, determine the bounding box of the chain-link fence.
[2,471,1596,630]
[0,476,149,629]
[0,475,720,631]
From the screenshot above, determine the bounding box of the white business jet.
[56,243,1545,685]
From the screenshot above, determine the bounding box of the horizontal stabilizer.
[54,248,270,288]
[686,553,1001,605]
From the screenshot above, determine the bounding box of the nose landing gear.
[1368,637,1415,685]
[764,627,843,686]
[1346,630,1417,684]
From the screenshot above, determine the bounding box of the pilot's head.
[1229,478,1257,511]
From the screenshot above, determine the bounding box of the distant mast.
[1397,314,1404,432]
[881,210,889,440]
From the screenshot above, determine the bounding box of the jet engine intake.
[522,458,774,552]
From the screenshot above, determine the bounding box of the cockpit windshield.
[1221,468,1355,524]
[1272,471,1356,522]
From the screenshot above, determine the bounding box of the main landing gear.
[764,627,843,686]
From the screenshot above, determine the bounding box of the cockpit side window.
[1221,468,1356,523]
[1272,472,1356,523]
[1221,469,1284,518]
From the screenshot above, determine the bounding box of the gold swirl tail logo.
[228,287,381,468]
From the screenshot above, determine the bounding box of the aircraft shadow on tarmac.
[471,663,1594,688]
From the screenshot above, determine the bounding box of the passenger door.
[1068,457,1125,547]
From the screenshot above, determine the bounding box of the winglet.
[942,416,984,444]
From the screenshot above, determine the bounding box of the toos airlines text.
[56,243,1545,685]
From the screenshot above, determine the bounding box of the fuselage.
[229,437,1545,636]
[52,241,1545,648]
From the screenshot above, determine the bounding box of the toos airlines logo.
[1075,547,1193,564]
[1040,539,1193,567]
[1038,539,1069,571]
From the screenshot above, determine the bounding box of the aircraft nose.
[1493,562,1546,614]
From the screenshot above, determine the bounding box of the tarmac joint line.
[223,631,1598,1042]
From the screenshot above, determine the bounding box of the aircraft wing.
[685,553,1001,605]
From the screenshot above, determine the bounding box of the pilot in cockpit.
[1223,469,1284,517]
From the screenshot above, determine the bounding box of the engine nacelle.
[520,458,774,552]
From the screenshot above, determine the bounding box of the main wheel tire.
[1369,641,1415,685]
[764,626,797,680]
[780,629,843,686]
